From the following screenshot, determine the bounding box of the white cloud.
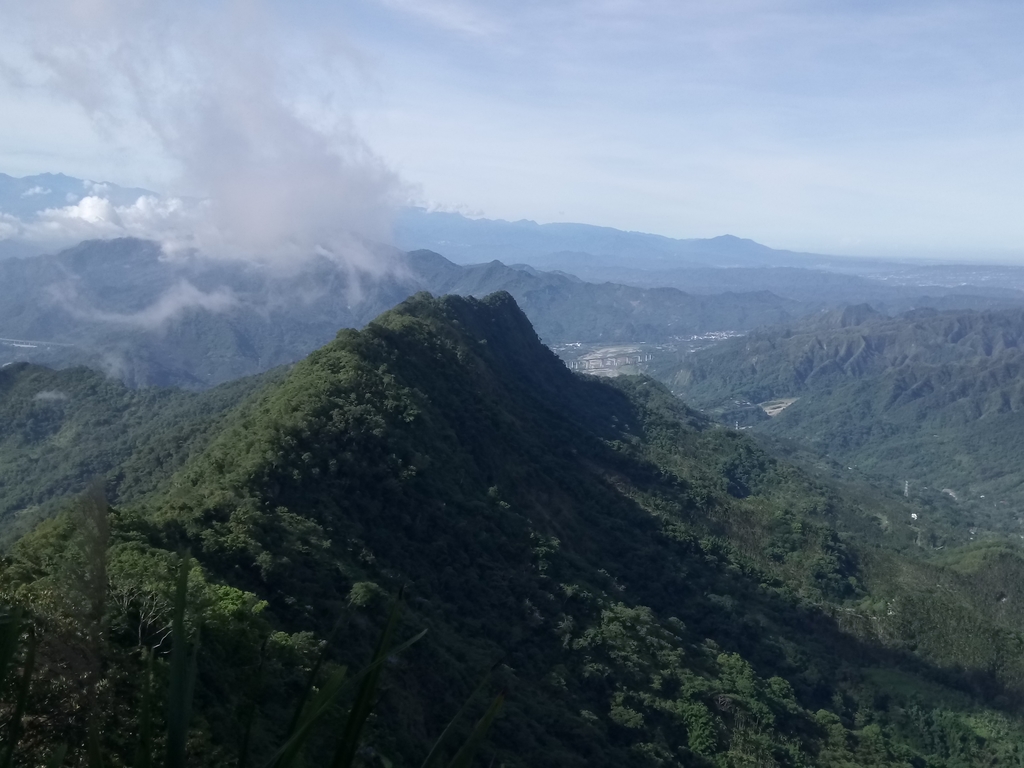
[0,0,405,269]
[49,279,237,331]
[0,194,200,253]
[21,185,50,197]
[374,0,499,38]
[354,0,1024,257]
[33,389,69,401]
[0,213,20,239]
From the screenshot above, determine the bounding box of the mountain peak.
[370,290,568,391]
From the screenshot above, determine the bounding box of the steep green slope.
[657,307,1024,532]
[7,294,1024,766]
[0,362,281,545]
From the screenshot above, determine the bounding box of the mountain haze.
[394,208,822,268]
[396,208,1024,309]
[0,238,803,388]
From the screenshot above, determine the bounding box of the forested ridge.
[657,306,1024,533]
[0,238,802,388]
[0,363,282,546]
[4,293,1024,766]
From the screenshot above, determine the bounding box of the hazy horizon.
[1,1,1022,261]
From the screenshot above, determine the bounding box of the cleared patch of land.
[760,397,798,417]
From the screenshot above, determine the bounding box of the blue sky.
[1,0,1022,259]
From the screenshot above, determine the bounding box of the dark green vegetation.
[1,566,503,768]
[657,305,1024,534]
[0,239,806,389]
[0,362,281,546]
[6,293,1024,765]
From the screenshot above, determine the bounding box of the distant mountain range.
[7,172,1024,309]
[0,172,158,258]
[393,207,824,268]
[395,207,1024,309]
[5,171,1024,393]
[0,238,805,388]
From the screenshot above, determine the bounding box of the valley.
[657,305,1024,537]
[5,183,1024,766]
[7,292,1024,766]
[2,0,1022,763]
[0,238,802,388]
[553,331,744,378]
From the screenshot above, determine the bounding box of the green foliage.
[0,583,498,768]
[0,363,279,547]
[660,306,1024,535]
[0,614,34,768]
[6,292,1024,766]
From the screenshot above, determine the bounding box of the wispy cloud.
[374,0,499,37]
[48,279,237,331]
[33,390,69,401]
[354,0,1024,256]
[0,0,405,269]
[2,0,1022,257]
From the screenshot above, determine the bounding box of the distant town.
[567,348,653,372]
[552,331,743,378]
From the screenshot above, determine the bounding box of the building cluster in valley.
[554,331,741,379]
[567,347,652,372]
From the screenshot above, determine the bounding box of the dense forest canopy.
[4,293,1024,765]
[656,306,1024,534]
[0,362,282,547]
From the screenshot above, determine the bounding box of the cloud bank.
[8,194,197,248]
[0,0,404,270]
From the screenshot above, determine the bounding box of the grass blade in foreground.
[263,630,428,768]
[445,692,505,768]
[165,553,194,768]
[86,723,106,768]
[45,745,68,768]
[0,606,24,693]
[238,639,268,768]
[419,664,499,768]
[0,626,36,768]
[329,592,406,768]
[134,649,155,768]
[264,666,349,768]
[283,614,348,741]
[264,601,425,768]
